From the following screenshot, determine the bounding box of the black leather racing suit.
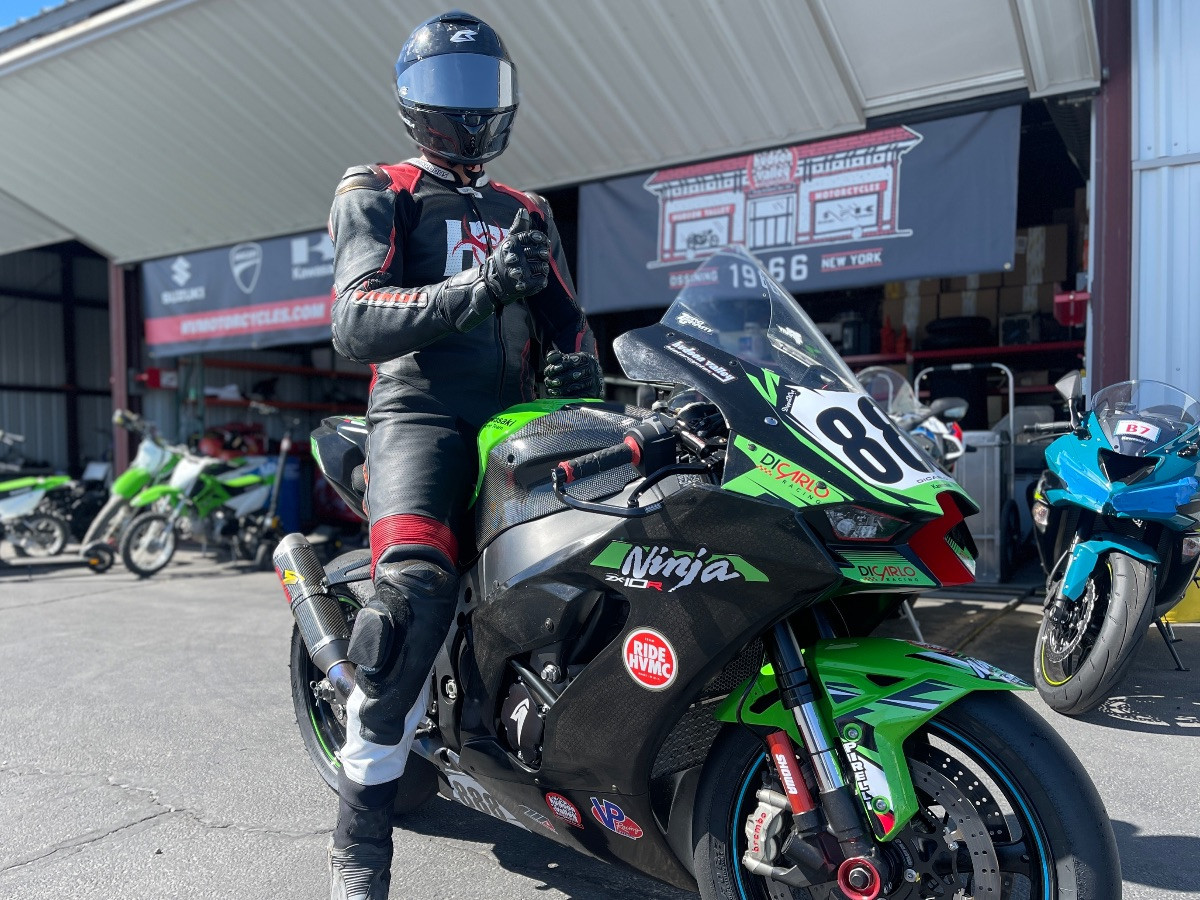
[328,158,596,779]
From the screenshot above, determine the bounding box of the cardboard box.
[999,284,1056,317]
[938,289,998,327]
[943,272,1004,292]
[1002,224,1069,286]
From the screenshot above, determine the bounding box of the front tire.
[288,566,437,817]
[1034,551,1156,715]
[119,512,178,578]
[692,692,1120,900]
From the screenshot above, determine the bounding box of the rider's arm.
[328,165,505,365]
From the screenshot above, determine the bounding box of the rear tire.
[1034,551,1156,715]
[119,512,177,578]
[692,692,1120,900]
[84,543,116,573]
[288,564,437,817]
[10,513,69,557]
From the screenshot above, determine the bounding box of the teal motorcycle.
[0,430,72,559]
[1029,373,1200,714]
[80,410,181,573]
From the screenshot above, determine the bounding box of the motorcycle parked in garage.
[1028,372,1200,714]
[119,409,293,577]
[79,409,181,574]
[0,429,72,559]
[282,249,1119,899]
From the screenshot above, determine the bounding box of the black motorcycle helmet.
[394,11,518,166]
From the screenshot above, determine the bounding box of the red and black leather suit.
[328,157,596,768]
[330,157,595,576]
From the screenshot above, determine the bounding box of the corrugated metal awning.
[0,0,1100,264]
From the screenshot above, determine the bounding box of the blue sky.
[0,0,65,31]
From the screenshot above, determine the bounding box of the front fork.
[764,620,889,899]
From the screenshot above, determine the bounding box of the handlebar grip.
[555,438,639,484]
[1023,421,1072,434]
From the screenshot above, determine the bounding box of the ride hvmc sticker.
[622,628,677,690]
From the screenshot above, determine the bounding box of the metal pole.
[108,262,130,473]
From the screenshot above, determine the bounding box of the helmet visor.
[396,54,516,111]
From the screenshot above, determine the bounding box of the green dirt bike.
[283,248,1120,899]
[119,418,292,578]
[0,430,72,560]
[79,409,181,573]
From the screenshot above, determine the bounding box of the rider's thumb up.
[509,207,532,236]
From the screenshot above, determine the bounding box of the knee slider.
[347,601,396,673]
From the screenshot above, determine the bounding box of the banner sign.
[141,229,335,357]
[578,107,1020,313]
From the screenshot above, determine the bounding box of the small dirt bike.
[1028,371,1200,714]
[0,430,72,559]
[79,409,181,573]
[282,249,1119,899]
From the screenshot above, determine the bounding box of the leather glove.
[544,350,604,399]
[482,208,550,305]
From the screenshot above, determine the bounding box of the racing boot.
[330,774,396,900]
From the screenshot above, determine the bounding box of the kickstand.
[1155,618,1189,672]
[901,600,925,643]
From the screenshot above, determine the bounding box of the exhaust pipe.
[274,533,355,703]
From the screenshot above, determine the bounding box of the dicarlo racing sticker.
[590,798,643,839]
[622,628,677,690]
[725,434,848,507]
[665,339,737,383]
[839,550,934,587]
[545,792,583,828]
[590,540,768,592]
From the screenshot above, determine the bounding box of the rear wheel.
[692,692,1120,900]
[288,567,437,816]
[1034,551,1156,715]
[9,513,69,557]
[119,512,178,578]
[84,543,116,573]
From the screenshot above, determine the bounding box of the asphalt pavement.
[1,549,1197,899]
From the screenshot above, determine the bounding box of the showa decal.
[590,540,768,593]
[623,628,677,690]
[590,798,644,840]
[545,792,583,828]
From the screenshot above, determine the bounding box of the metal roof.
[0,0,1100,264]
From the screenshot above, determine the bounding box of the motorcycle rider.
[325,11,602,899]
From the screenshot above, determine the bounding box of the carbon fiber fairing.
[475,403,648,549]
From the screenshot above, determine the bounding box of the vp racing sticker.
[590,798,643,839]
[623,628,677,690]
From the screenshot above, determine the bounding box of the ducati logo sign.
[623,628,677,690]
[544,792,583,828]
[229,242,263,294]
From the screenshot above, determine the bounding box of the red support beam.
[1091,0,1133,386]
[108,262,130,472]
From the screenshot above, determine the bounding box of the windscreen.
[663,248,861,393]
[1091,379,1200,456]
[857,367,920,417]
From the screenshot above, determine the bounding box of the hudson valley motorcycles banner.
[578,107,1020,313]
[141,229,334,357]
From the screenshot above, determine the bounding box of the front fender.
[130,485,180,509]
[714,637,1029,841]
[1060,536,1159,601]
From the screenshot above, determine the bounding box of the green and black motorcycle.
[281,249,1119,899]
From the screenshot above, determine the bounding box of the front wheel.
[9,513,70,557]
[119,512,178,578]
[692,692,1120,900]
[1034,551,1156,715]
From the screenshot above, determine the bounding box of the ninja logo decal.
[590,798,643,839]
[590,541,768,593]
[622,628,677,690]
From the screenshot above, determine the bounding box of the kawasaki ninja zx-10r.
[281,249,1119,899]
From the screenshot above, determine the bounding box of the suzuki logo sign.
[170,256,191,287]
[229,243,263,294]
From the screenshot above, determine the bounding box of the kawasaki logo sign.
[590,541,768,592]
[840,551,934,587]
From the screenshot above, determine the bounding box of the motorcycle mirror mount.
[1055,371,1086,425]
